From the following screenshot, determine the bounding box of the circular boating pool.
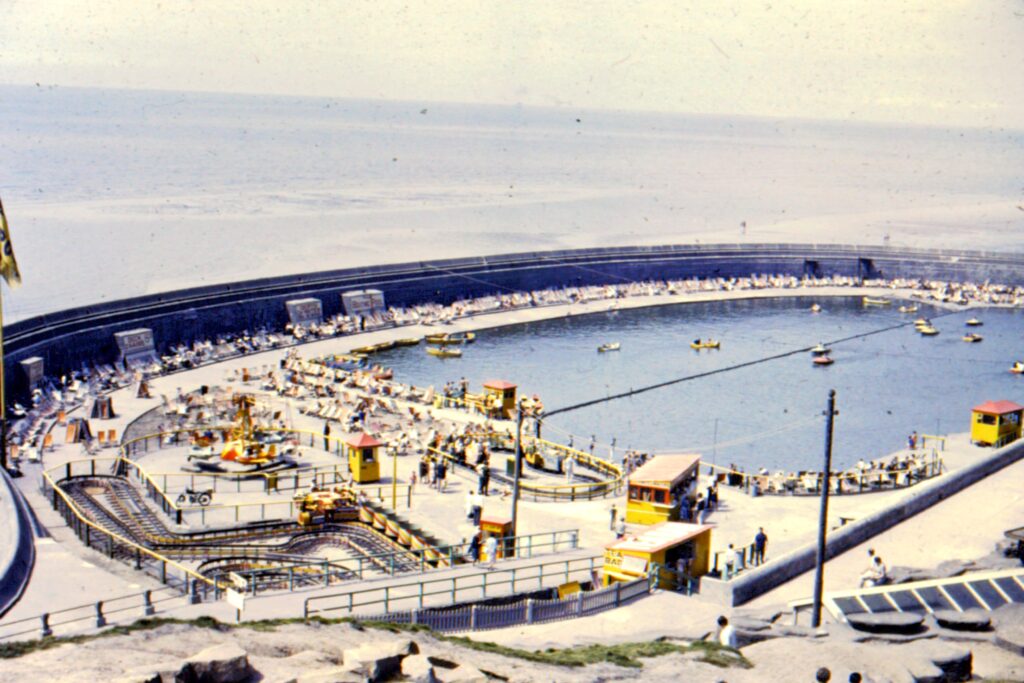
[363,296,1024,472]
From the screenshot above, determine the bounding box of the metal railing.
[304,554,602,618]
[360,575,653,633]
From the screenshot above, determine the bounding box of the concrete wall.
[720,438,1024,607]
[5,243,1024,398]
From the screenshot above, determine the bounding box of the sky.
[0,0,1022,128]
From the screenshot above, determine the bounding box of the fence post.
[470,605,478,631]
[411,609,419,626]
[289,567,296,591]
[40,613,53,638]
[323,561,330,586]
[144,590,156,616]
[189,579,201,605]
[160,561,167,584]
[576,592,584,617]
[95,601,107,628]
[526,599,535,624]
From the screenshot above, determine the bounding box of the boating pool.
[367,296,1024,472]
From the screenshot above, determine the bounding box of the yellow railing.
[41,464,222,589]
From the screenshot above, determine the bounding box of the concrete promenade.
[0,285,1015,643]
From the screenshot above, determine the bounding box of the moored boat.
[394,338,421,347]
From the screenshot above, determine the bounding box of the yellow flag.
[0,196,22,288]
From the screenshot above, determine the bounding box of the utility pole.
[391,446,398,510]
[812,390,838,628]
[510,400,525,539]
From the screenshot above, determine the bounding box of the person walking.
[615,516,626,539]
[754,527,768,565]
[323,421,331,451]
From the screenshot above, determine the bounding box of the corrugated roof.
[606,522,712,554]
[973,400,1024,415]
[629,454,701,487]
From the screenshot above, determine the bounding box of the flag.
[0,196,21,288]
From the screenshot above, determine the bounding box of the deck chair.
[42,433,54,452]
[106,429,117,446]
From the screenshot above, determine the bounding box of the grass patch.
[0,616,751,672]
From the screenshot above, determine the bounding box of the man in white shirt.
[716,616,738,649]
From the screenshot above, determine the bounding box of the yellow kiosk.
[625,454,701,525]
[344,432,383,483]
[971,400,1024,447]
[479,515,514,560]
[483,380,517,419]
[603,522,712,589]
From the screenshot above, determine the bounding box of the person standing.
[716,616,738,649]
[754,527,768,565]
[608,503,617,531]
[484,534,499,569]
[468,532,481,565]
[615,516,626,539]
[323,421,331,452]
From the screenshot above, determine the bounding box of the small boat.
[961,333,983,343]
[913,318,929,327]
[426,347,462,358]
[863,297,892,307]
[810,343,831,356]
[898,304,919,313]
[597,342,621,353]
[813,356,834,366]
[918,326,939,336]
[372,341,396,353]
[350,346,377,354]
[1011,362,1024,374]
[965,318,983,327]
[690,339,721,350]
[394,338,421,347]
[425,332,475,345]
[810,303,822,313]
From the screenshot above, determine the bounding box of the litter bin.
[506,456,516,476]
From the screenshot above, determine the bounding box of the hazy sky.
[1,1,1022,127]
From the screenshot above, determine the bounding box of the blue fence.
[361,576,652,633]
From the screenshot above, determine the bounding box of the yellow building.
[970,400,1024,447]
[625,454,701,525]
[344,432,383,483]
[603,522,713,589]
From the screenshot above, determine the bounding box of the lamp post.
[510,399,525,538]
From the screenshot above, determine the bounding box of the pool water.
[368,297,1024,472]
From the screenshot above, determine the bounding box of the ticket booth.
[603,522,713,589]
[971,400,1024,447]
[483,380,517,419]
[344,433,382,483]
[480,515,514,560]
[626,454,701,525]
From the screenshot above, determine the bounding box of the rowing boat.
[598,342,621,353]
[813,356,834,366]
[962,333,983,343]
[965,318,983,327]
[862,297,892,307]
[426,347,462,358]
[690,340,721,350]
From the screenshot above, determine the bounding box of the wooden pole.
[811,390,837,628]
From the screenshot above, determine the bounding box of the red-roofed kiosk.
[971,400,1024,447]
[344,432,383,483]
[625,454,701,525]
[483,380,517,419]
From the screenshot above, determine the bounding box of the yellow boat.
[350,346,377,354]
[863,297,892,307]
[372,341,396,352]
[965,318,983,327]
[898,304,919,313]
[913,318,929,327]
[426,347,462,358]
[394,337,421,347]
[919,326,939,336]
[425,332,475,345]
[1011,362,1024,375]
[690,339,721,350]
[962,333,983,343]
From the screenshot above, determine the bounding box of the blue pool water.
[368,296,1024,472]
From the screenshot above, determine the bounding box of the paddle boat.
[1011,361,1024,375]
[965,318,983,327]
[598,342,621,353]
[810,303,822,313]
[962,333,983,343]
[810,343,831,356]
[898,304,919,313]
[913,318,929,327]
[813,355,834,366]
[918,325,939,336]
[427,347,462,358]
[862,297,892,307]
[690,339,721,350]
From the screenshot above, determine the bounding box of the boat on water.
[863,297,892,307]
[424,332,476,345]
[810,343,831,356]
[598,342,621,353]
[898,304,919,313]
[965,318,983,327]
[426,347,462,358]
[690,339,721,350]
[913,318,929,327]
[919,326,939,336]
[813,356,834,366]
[350,345,377,355]
[810,303,822,313]
[962,333,983,343]
[394,337,421,347]
[1011,362,1024,375]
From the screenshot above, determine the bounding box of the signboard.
[226,588,246,611]
[341,289,386,318]
[19,357,44,387]
[621,555,649,575]
[285,298,323,326]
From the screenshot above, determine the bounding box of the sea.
[0,84,1022,323]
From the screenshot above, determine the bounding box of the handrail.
[304,553,602,618]
[40,467,222,589]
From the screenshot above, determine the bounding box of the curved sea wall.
[5,243,1024,396]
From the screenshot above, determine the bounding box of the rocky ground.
[2,607,1024,683]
